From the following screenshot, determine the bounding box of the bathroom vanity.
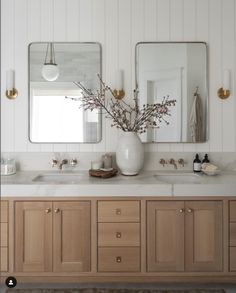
[1,171,236,283]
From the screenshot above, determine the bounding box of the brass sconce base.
[6,88,18,100]
[217,87,230,100]
[113,89,125,100]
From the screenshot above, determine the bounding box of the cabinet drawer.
[98,201,140,222]
[230,247,236,271]
[0,247,8,272]
[98,223,140,246]
[98,247,140,272]
[0,201,8,223]
[0,223,8,247]
[230,201,236,222]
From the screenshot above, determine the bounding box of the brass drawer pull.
[116,256,122,263]
[54,208,60,213]
[187,208,193,213]
[116,232,122,238]
[179,209,184,213]
[116,208,121,215]
[45,208,51,213]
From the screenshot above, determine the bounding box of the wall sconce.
[6,69,18,100]
[217,69,231,100]
[41,43,59,81]
[113,69,125,100]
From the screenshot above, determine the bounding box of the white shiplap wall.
[1,0,236,153]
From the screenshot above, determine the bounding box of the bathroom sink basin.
[32,173,83,184]
[154,172,202,184]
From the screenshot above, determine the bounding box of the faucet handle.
[159,158,167,167]
[178,158,185,167]
[51,159,58,167]
[70,159,78,167]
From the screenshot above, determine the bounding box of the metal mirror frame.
[135,41,209,143]
[28,41,102,144]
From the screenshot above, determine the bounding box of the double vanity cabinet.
[0,197,236,283]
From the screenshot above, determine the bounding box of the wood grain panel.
[230,247,236,272]
[0,223,8,247]
[230,223,236,246]
[147,201,185,272]
[185,201,223,272]
[98,247,140,272]
[98,201,140,222]
[0,201,8,222]
[230,201,236,222]
[53,201,91,272]
[98,223,140,247]
[15,201,53,272]
[0,247,8,272]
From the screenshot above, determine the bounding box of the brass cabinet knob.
[179,209,184,213]
[116,208,121,215]
[116,232,122,238]
[54,208,60,213]
[116,256,122,263]
[45,208,51,213]
[187,208,193,213]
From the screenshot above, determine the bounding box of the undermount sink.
[32,173,83,184]
[154,172,202,184]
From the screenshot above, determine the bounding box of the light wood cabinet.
[185,201,223,272]
[15,201,90,273]
[147,200,223,272]
[0,200,8,272]
[229,201,236,271]
[97,200,140,272]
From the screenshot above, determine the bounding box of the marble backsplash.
[1,152,236,172]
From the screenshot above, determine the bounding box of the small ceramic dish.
[202,169,221,176]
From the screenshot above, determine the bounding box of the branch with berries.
[66,74,176,134]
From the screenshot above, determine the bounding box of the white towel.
[189,93,202,142]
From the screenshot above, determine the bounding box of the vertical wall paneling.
[103,0,119,152]
[66,0,81,152]
[14,0,28,152]
[222,0,235,152]
[52,0,68,152]
[156,0,171,152]
[40,0,54,152]
[143,0,157,152]
[195,0,210,153]
[78,0,94,152]
[91,0,106,152]
[209,0,222,152]
[27,0,42,152]
[169,0,184,153]
[1,0,236,154]
[1,0,15,152]
[182,0,197,153]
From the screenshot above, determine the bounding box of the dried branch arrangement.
[66,75,176,134]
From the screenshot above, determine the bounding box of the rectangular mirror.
[29,42,102,143]
[136,42,208,143]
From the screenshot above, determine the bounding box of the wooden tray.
[89,168,118,178]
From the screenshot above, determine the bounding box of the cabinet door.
[53,201,91,272]
[147,201,185,272]
[185,201,223,272]
[15,201,53,272]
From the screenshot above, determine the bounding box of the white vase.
[116,131,144,176]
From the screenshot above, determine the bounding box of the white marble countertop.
[1,170,236,197]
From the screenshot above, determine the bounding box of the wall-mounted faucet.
[169,158,177,169]
[51,158,77,170]
[159,158,186,169]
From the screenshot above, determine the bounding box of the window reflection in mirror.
[29,42,102,143]
[135,42,208,143]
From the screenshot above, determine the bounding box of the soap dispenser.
[193,154,201,172]
[202,154,210,164]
